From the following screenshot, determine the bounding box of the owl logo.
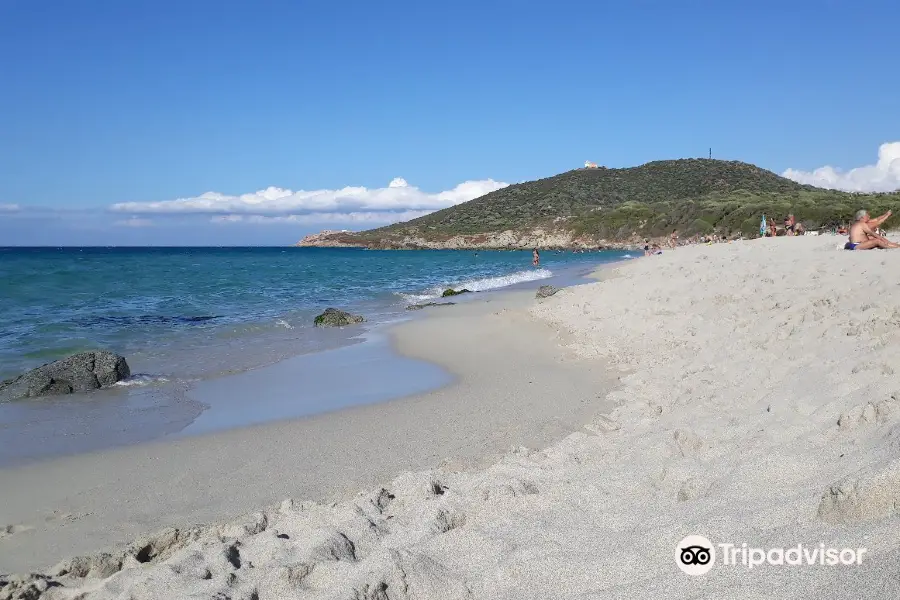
[676,536,716,575]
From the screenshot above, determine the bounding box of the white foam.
[459,268,553,291]
[114,375,170,387]
[275,319,293,330]
[398,269,553,303]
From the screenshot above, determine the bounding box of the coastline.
[0,250,627,468]
[1,247,627,384]
[6,235,899,598]
[0,288,616,574]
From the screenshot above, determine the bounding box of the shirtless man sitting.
[845,209,898,250]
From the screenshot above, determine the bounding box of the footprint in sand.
[849,361,892,378]
[0,523,35,539]
[43,511,91,525]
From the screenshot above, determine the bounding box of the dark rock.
[441,288,472,297]
[536,285,561,299]
[0,351,130,402]
[313,308,365,327]
[405,302,456,311]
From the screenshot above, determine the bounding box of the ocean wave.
[398,268,553,303]
[114,374,170,387]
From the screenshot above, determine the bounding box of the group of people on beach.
[763,209,899,250]
[759,209,900,250]
[658,229,730,250]
[641,230,682,256]
[526,207,897,264]
[760,214,806,237]
[751,208,899,251]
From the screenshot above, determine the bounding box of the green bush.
[740,216,763,237]
[687,219,714,235]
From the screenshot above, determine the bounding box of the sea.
[0,246,632,464]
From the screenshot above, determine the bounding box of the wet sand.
[0,290,614,574]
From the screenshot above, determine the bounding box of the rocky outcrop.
[294,228,636,251]
[406,302,456,311]
[295,230,365,248]
[535,285,561,299]
[313,308,366,327]
[0,350,130,402]
[383,228,610,250]
[441,289,472,298]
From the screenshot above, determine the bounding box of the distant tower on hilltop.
[584,160,598,169]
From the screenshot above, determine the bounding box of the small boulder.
[441,288,472,297]
[0,350,130,402]
[406,302,456,311]
[314,308,365,327]
[536,285,561,299]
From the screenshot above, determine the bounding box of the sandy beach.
[0,291,614,580]
[4,235,900,599]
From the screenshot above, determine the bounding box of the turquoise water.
[0,247,631,381]
[0,246,633,465]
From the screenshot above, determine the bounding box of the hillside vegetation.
[339,159,900,246]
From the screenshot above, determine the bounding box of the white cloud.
[110,178,509,218]
[0,203,20,212]
[211,210,435,225]
[114,217,154,227]
[783,142,900,192]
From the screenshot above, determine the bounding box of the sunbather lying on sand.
[845,209,898,250]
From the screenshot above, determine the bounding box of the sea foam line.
[114,374,170,387]
[399,268,553,303]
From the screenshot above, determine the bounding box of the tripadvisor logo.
[676,535,715,576]
[676,535,867,576]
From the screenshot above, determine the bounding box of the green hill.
[306,159,900,248]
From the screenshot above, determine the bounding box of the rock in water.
[313,308,366,327]
[536,285,561,298]
[0,350,130,402]
[441,288,472,297]
[406,302,456,311]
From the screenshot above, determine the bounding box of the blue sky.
[1,0,898,245]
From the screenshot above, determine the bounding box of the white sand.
[4,235,900,599]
